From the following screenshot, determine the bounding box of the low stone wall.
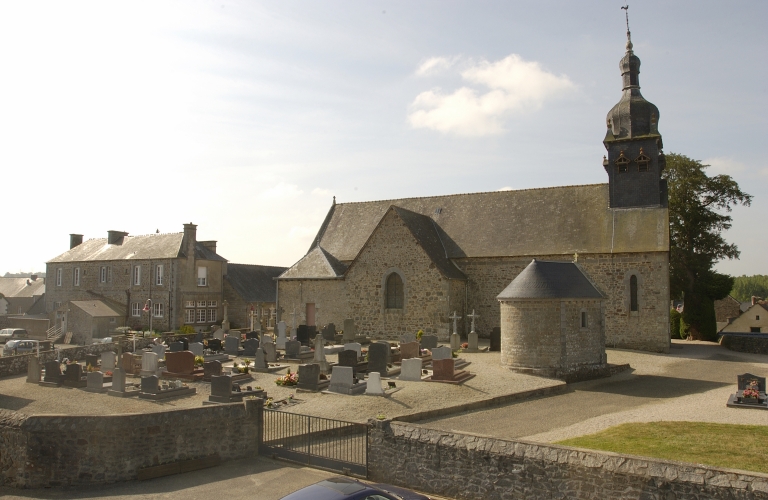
[720,333,768,355]
[0,400,262,488]
[368,420,768,500]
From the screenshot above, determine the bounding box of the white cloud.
[311,187,333,197]
[408,54,574,136]
[703,157,747,176]
[415,56,458,76]
[260,182,304,201]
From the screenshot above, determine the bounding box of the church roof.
[306,183,667,262]
[278,246,348,280]
[497,259,605,300]
[47,233,227,263]
[225,264,287,302]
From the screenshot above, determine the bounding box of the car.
[3,339,40,356]
[280,477,430,500]
[0,328,28,343]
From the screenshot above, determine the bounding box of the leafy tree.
[663,153,752,340]
[731,275,768,303]
[669,308,683,339]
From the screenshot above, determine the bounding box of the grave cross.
[276,306,284,323]
[467,309,480,333]
[222,300,229,322]
[249,305,255,332]
[449,311,461,335]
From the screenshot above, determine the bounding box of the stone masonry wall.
[561,299,605,367]
[278,279,348,331]
[369,420,768,500]
[0,401,261,488]
[720,334,768,355]
[500,300,561,371]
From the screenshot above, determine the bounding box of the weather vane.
[621,5,630,33]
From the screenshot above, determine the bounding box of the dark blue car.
[280,476,431,500]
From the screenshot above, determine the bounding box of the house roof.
[47,233,226,263]
[70,300,122,318]
[279,246,348,280]
[0,277,45,298]
[306,184,668,263]
[225,264,288,302]
[497,259,605,300]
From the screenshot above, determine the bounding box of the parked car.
[3,339,39,356]
[280,477,430,500]
[0,328,28,343]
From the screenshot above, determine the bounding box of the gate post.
[245,397,265,450]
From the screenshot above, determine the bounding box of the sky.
[1,1,766,277]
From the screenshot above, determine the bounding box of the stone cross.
[256,302,263,332]
[249,306,255,332]
[449,311,461,336]
[467,309,480,334]
[276,306,284,324]
[222,300,230,332]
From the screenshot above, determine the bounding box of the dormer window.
[636,148,651,172]
[615,151,629,173]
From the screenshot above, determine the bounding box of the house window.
[155,264,163,286]
[581,311,587,328]
[73,268,80,286]
[757,315,761,321]
[630,275,638,312]
[209,300,217,307]
[197,309,207,323]
[152,303,164,318]
[185,309,196,323]
[636,148,651,172]
[197,266,207,286]
[185,300,195,308]
[197,300,206,308]
[133,265,141,285]
[751,327,761,333]
[131,303,141,317]
[100,266,107,283]
[386,272,404,309]
[615,151,629,173]
[56,268,62,286]
[208,308,217,322]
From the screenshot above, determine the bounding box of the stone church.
[277,30,670,353]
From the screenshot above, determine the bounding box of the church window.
[386,273,404,309]
[581,311,587,328]
[636,148,651,172]
[615,151,629,173]
[630,275,638,312]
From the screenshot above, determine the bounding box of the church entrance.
[306,303,315,326]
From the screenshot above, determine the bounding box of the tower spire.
[621,5,633,51]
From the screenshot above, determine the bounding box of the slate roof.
[225,264,288,302]
[306,184,668,263]
[70,300,122,318]
[47,233,226,263]
[279,247,348,280]
[497,259,605,300]
[0,277,45,298]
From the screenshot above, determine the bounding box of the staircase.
[46,325,62,341]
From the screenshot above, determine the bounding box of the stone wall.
[0,400,261,488]
[720,333,768,355]
[368,420,768,500]
[278,279,348,331]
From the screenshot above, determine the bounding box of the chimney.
[30,274,38,281]
[199,240,217,254]
[183,223,197,258]
[70,234,83,249]
[107,230,129,245]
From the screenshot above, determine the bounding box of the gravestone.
[429,358,474,384]
[313,334,326,362]
[152,344,167,358]
[365,372,384,395]
[213,328,226,340]
[297,325,310,346]
[141,375,159,394]
[195,331,203,343]
[328,365,367,395]
[122,352,135,372]
[181,338,189,350]
[169,341,183,352]
[399,342,420,360]
[399,333,417,344]
[245,331,260,340]
[43,360,63,384]
[450,333,461,350]
[204,360,223,381]
[738,373,766,393]
[276,321,288,349]
[322,323,336,342]
[420,335,438,349]
[263,342,278,363]
[285,340,301,359]
[343,343,362,357]
[368,342,396,377]
[467,332,479,352]
[431,346,452,360]
[243,339,260,357]
[188,342,205,357]
[490,327,501,352]
[207,338,222,352]
[165,351,195,375]
[111,367,125,392]
[140,352,159,377]
[342,319,357,342]
[85,354,100,368]
[27,356,41,383]
[64,363,87,387]
[297,363,329,392]
[224,336,240,355]
[101,351,116,371]
[338,349,359,368]
[85,371,107,393]
[307,326,317,341]
[208,374,264,403]
[399,358,423,381]
[253,348,268,371]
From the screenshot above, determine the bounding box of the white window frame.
[155,264,163,286]
[208,308,217,323]
[208,300,217,307]
[185,309,196,323]
[131,303,141,317]
[197,301,206,308]
[73,268,80,287]
[152,302,164,318]
[197,309,207,323]
[100,266,107,283]
[56,268,62,287]
[197,266,207,287]
[133,265,141,286]
[185,300,195,308]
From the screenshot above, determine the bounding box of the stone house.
[0,275,45,316]
[223,264,287,331]
[720,299,768,334]
[714,295,742,332]
[65,300,125,343]
[45,223,228,333]
[277,32,670,353]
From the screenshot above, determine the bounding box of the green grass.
[556,422,768,474]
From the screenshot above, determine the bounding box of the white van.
[0,328,28,344]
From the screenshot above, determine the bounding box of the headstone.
[211,374,233,399]
[738,373,766,393]
[365,372,384,395]
[342,319,357,342]
[122,352,135,371]
[85,354,100,368]
[338,350,359,369]
[276,321,287,349]
[399,333,417,344]
[224,335,240,355]
[253,348,268,370]
[243,339,260,357]
[195,331,203,343]
[152,344,167,358]
[450,333,461,350]
[343,342,362,357]
[204,360,222,380]
[490,327,501,352]
[263,342,278,363]
[367,342,390,376]
[328,365,366,395]
[297,325,310,346]
[86,371,105,392]
[112,367,126,392]
[169,341,184,353]
[399,358,423,381]
[101,351,116,371]
[44,360,63,383]
[399,342,420,360]
[141,352,158,376]
[188,342,205,357]
[421,335,438,349]
[313,334,326,362]
[468,332,479,351]
[285,340,301,358]
[207,338,223,352]
[27,356,41,383]
[65,363,84,382]
[141,375,159,394]
[245,331,260,340]
[307,325,317,340]
[322,323,336,342]
[432,358,455,381]
[431,346,452,360]
[297,363,328,392]
[165,351,195,374]
[213,328,226,340]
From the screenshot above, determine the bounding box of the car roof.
[281,477,386,500]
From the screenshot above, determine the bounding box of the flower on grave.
[376,412,386,420]
[275,371,299,386]
[242,358,252,367]
[461,342,469,349]
[194,355,205,367]
[266,398,274,408]
[105,370,113,376]
[288,393,294,400]
[86,364,95,372]
[743,380,760,399]
[451,350,459,358]
[416,330,424,340]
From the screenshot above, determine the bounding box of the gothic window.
[630,275,639,312]
[636,148,651,172]
[386,273,404,309]
[615,151,629,173]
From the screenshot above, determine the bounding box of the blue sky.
[1,1,765,276]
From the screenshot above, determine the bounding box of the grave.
[367,342,400,378]
[188,342,205,357]
[84,371,110,393]
[85,354,100,369]
[727,373,768,410]
[313,334,332,374]
[245,331,260,340]
[123,352,142,376]
[27,356,41,383]
[242,338,260,357]
[203,360,223,381]
[101,351,116,371]
[399,358,425,381]
[224,336,243,356]
[343,343,362,357]
[162,351,204,381]
[342,319,357,342]
[283,340,313,362]
[213,328,226,340]
[169,341,184,353]
[322,323,336,342]
[327,366,367,395]
[108,367,140,397]
[262,341,278,363]
[63,363,88,388]
[138,375,196,400]
[450,333,461,350]
[207,338,223,352]
[427,358,475,384]
[464,331,480,353]
[40,360,64,387]
[399,342,420,360]
[207,374,265,403]
[399,333,417,344]
[296,363,330,392]
[152,344,167,359]
[276,321,288,349]
[140,352,159,377]
[252,348,285,373]
[420,335,438,350]
[431,346,470,369]
[337,349,367,377]
[490,327,501,352]
[365,372,384,395]
[297,325,310,346]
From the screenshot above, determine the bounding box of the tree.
[731,275,768,303]
[663,153,752,340]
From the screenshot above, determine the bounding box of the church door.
[306,303,315,326]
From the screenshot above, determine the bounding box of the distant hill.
[2,272,46,278]
[731,275,768,302]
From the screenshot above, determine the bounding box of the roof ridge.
[81,232,182,242]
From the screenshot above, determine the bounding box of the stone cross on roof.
[467,309,480,333]
[449,311,461,335]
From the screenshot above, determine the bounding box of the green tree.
[663,153,752,340]
[731,275,768,303]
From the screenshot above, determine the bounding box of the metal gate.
[260,409,368,477]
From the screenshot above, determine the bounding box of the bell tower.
[603,8,667,208]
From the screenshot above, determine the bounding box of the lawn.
[556,422,768,474]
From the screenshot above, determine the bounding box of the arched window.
[630,275,639,312]
[386,273,404,309]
